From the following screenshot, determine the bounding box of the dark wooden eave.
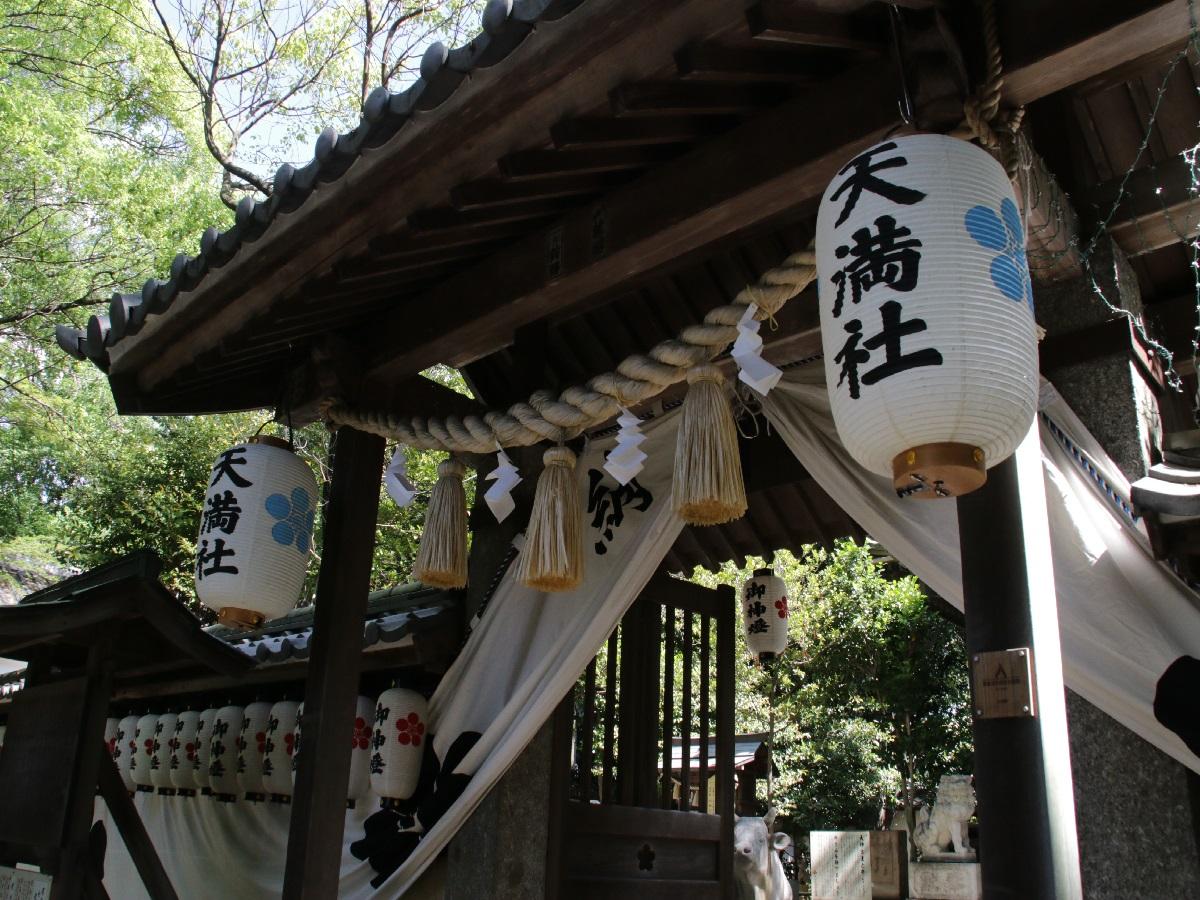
[0,551,251,680]
[68,0,1197,420]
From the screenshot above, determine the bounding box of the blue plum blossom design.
[266,487,315,553]
[964,197,1034,312]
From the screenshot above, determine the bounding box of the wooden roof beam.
[359,61,903,389]
[1000,0,1196,107]
[1077,153,1200,258]
[550,116,730,149]
[746,1,885,52]
[674,43,848,83]
[611,81,790,117]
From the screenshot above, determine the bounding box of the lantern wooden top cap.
[249,434,291,450]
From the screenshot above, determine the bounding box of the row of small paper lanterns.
[105,687,427,805]
[191,135,1037,628]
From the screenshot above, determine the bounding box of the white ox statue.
[734,807,793,900]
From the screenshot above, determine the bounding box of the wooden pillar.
[957,427,1082,899]
[284,426,385,898]
[714,584,736,900]
[52,642,114,900]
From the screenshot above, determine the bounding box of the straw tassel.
[517,446,584,593]
[673,364,747,525]
[413,458,468,589]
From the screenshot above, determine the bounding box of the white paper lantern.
[151,713,178,793]
[115,714,139,793]
[370,688,428,806]
[290,702,304,787]
[170,710,201,793]
[104,716,120,768]
[194,436,318,628]
[742,569,789,660]
[237,701,273,800]
[208,705,244,801]
[347,695,374,808]
[263,700,301,801]
[816,134,1038,498]
[194,707,217,793]
[131,714,159,792]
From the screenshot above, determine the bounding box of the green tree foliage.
[0,0,479,606]
[690,541,972,834]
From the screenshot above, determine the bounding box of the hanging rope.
[324,247,817,452]
[951,0,1024,179]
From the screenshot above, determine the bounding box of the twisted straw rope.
[325,248,817,452]
[953,0,1024,179]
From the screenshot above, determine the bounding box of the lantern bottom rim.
[217,605,266,630]
[892,442,986,499]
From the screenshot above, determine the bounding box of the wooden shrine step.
[564,876,723,900]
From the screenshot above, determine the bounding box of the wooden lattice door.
[546,572,736,900]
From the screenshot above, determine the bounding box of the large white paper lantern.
[209,705,244,801]
[816,134,1037,498]
[194,436,318,628]
[742,569,789,661]
[347,695,374,808]
[194,707,217,793]
[370,688,428,807]
[131,713,158,792]
[115,714,139,793]
[170,710,201,794]
[237,700,273,801]
[151,712,178,793]
[263,700,301,801]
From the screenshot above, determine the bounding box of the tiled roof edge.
[57,0,589,369]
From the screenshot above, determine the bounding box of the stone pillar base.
[909,861,981,900]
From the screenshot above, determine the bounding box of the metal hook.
[888,4,916,127]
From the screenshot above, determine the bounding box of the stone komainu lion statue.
[913,774,976,858]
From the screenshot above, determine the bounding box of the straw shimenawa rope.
[325,248,817,452]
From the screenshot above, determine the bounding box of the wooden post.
[957,427,1083,898]
[53,642,114,900]
[544,690,574,900]
[96,750,178,900]
[284,426,385,898]
[714,584,736,900]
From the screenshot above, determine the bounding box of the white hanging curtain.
[96,408,685,898]
[380,407,685,893]
[761,362,1200,773]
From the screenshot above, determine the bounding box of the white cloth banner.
[97,409,685,897]
[762,364,1200,772]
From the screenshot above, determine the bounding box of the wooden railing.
[547,573,736,899]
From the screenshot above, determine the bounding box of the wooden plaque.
[971,648,1036,719]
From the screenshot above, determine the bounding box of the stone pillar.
[1035,237,1161,482]
[1066,691,1200,898]
[444,719,554,900]
[1034,239,1200,895]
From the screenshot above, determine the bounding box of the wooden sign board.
[811,831,871,900]
[0,866,53,900]
[0,678,90,847]
[971,648,1036,719]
